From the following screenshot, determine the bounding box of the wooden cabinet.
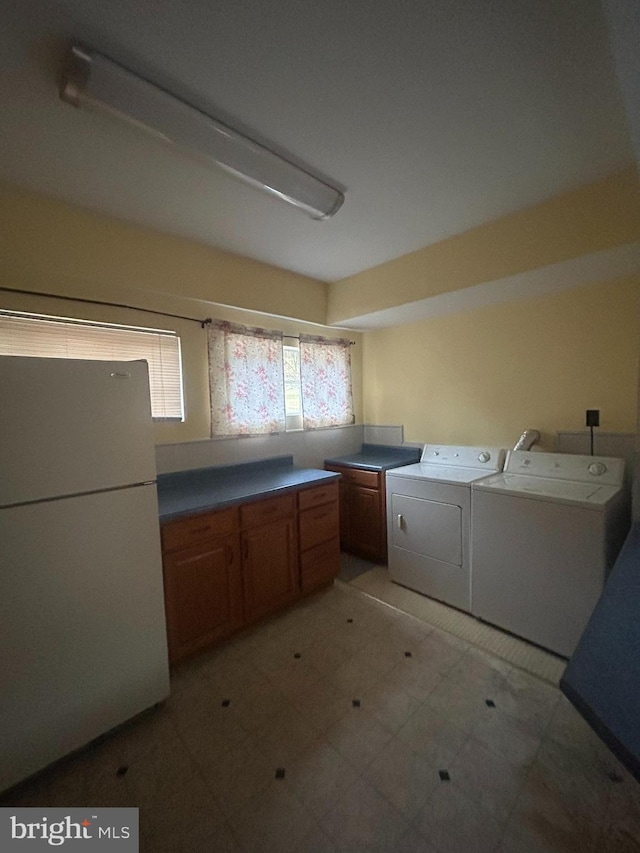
[241,494,298,622]
[161,507,242,663]
[297,481,340,593]
[160,479,339,664]
[325,465,387,562]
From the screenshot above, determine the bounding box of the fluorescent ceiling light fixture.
[60,45,344,220]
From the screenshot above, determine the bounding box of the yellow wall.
[328,168,640,324]
[362,276,640,449]
[1,179,637,454]
[0,183,363,444]
[0,182,328,324]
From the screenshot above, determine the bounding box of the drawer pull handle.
[191,525,212,534]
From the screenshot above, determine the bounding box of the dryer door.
[390,494,462,566]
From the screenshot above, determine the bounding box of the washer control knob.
[588,462,607,476]
[478,452,491,463]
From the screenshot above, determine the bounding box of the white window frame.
[283,338,303,432]
[0,310,185,422]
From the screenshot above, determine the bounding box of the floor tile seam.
[325,671,392,703]
[258,785,331,853]
[338,700,399,735]
[536,738,622,799]
[440,783,514,849]
[406,771,510,853]
[312,770,371,839]
[464,716,544,772]
[169,693,261,748]
[498,729,593,842]
[247,709,322,758]
[347,654,404,685]
[155,717,241,829]
[207,770,275,826]
[474,703,557,749]
[169,716,266,807]
[393,714,472,781]
[336,579,438,632]
[361,744,444,819]
[247,725,323,772]
[281,761,363,825]
[446,738,532,831]
[347,771,424,839]
[325,727,396,777]
[369,687,431,739]
[348,574,567,688]
[262,659,328,693]
[463,628,561,688]
[317,773,411,849]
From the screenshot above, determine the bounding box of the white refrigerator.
[0,356,170,793]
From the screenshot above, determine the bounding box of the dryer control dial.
[588,462,607,476]
[478,452,491,463]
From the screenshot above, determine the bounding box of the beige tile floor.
[2,580,640,852]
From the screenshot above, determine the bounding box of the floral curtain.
[208,321,285,436]
[299,335,354,429]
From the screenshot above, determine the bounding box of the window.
[283,340,303,431]
[207,321,285,436]
[207,320,353,436]
[299,335,354,429]
[0,310,184,421]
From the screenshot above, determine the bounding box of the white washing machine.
[471,450,630,658]
[386,445,506,612]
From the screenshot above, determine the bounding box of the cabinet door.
[242,518,298,622]
[350,485,383,561]
[163,535,241,663]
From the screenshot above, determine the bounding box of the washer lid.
[472,471,622,508]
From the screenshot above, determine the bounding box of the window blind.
[0,311,184,421]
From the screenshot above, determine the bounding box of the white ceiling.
[0,0,634,284]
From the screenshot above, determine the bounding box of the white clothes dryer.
[471,450,630,657]
[386,445,506,612]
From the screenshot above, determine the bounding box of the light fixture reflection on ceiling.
[60,45,344,220]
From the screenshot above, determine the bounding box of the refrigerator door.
[0,356,157,507]
[0,483,170,792]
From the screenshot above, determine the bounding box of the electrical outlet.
[586,409,600,427]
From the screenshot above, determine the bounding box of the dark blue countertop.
[561,522,640,782]
[324,443,422,472]
[156,456,340,521]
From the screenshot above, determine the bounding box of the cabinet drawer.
[161,506,239,553]
[326,465,380,489]
[300,537,340,593]
[241,493,294,528]
[298,481,338,511]
[299,501,339,551]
